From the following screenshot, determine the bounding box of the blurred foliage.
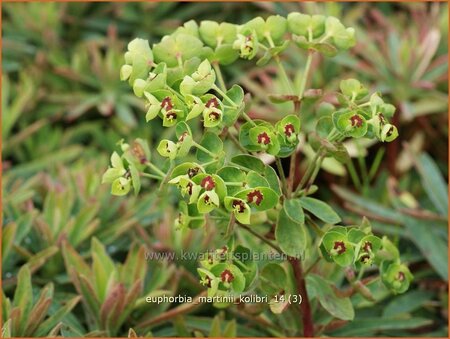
[2,2,448,337]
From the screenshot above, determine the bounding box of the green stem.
[192,141,217,159]
[346,158,362,191]
[287,149,297,197]
[191,216,228,221]
[237,222,283,254]
[306,215,325,237]
[356,142,369,192]
[295,147,323,195]
[275,157,288,196]
[158,161,175,192]
[228,129,248,153]
[241,112,257,126]
[212,84,237,107]
[177,55,183,68]
[265,33,295,94]
[141,172,164,180]
[212,62,227,92]
[258,42,269,51]
[298,51,313,99]
[275,58,295,94]
[224,182,244,187]
[165,86,186,102]
[368,147,385,181]
[145,161,166,177]
[202,159,219,167]
[304,256,321,275]
[304,157,324,194]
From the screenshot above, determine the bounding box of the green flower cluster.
[101,139,151,196]
[332,79,398,142]
[321,223,413,294]
[103,12,409,303]
[116,13,357,148]
[169,158,280,227]
[240,115,301,157]
[197,244,257,304]
[289,13,356,56]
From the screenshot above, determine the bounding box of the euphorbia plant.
[104,12,411,337]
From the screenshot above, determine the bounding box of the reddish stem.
[288,256,314,337]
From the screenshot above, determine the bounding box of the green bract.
[153,33,204,67]
[180,59,216,96]
[233,29,259,60]
[322,230,355,267]
[263,15,288,42]
[334,111,368,138]
[287,13,325,38]
[381,262,414,294]
[199,21,237,48]
[325,17,356,50]
[248,125,281,155]
[157,139,178,159]
[276,114,301,144]
[201,94,224,128]
[120,38,153,84]
[340,79,368,101]
[224,197,251,224]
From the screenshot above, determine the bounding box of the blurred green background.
[2,2,449,337]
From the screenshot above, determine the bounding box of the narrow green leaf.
[330,317,433,336]
[27,246,59,272]
[307,274,354,321]
[382,290,433,318]
[2,223,17,264]
[415,152,448,216]
[12,265,32,336]
[404,217,448,280]
[35,296,81,337]
[300,197,341,224]
[209,316,221,337]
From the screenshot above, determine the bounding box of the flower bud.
[233,31,258,60]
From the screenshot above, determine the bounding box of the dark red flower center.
[284,123,295,137]
[386,126,394,136]
[186,182,193,196]
[178,132,189,142]
[206,97,219,108]
[209,111,221,121]
[257,132,271,145]
[187,167,200,178]
[201,176,216,191]
[131,142,147,164]
[360,254,371,263]
[333,241,346,255]
[221,269,234,283]
[362,241,372,252]
[166,111,177,120]
[247,190,264,206]
[161,96,174,110]
[232,199,246,213]
[204,276,212,288]
[350,114,363,127]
